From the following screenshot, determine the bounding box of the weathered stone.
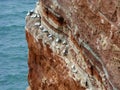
[25,0,120,90]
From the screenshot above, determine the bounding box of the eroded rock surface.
[25,0,120,90]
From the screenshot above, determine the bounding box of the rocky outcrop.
[25,0,120,90]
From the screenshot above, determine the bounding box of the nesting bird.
[48,34,53,40]
[30,9,34,13]
[63,49,68,56]
[39,25,44,30]
[55,38,61,43]
[36,14,40,18]
[71,64,77,73]
[48,34,52,37]
[31,13,37,18]
[72,68,78,73]
[34,22,41,26]
[71,65,75,69]
[26,12,30,16]
[42,28,48,33]
[36,1,39,5]
[27,9,34,16]
[62,40,67,45]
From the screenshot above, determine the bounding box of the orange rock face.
[25,0,120,90]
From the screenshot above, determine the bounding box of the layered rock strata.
[25,0,120,90]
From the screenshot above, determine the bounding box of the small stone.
[111,24,114,29]
[118,23,120,28]
[34,22,41,26]
[26,86,31,90]
[56,46,60,49]
[56,38,61,43]
[101,19,104,24]
[102,77,106,82]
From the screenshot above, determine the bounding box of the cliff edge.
[25,0,120,90]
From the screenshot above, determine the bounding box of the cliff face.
[25,0,120,90]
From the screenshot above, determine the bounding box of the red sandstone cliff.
[25,0,120,90]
